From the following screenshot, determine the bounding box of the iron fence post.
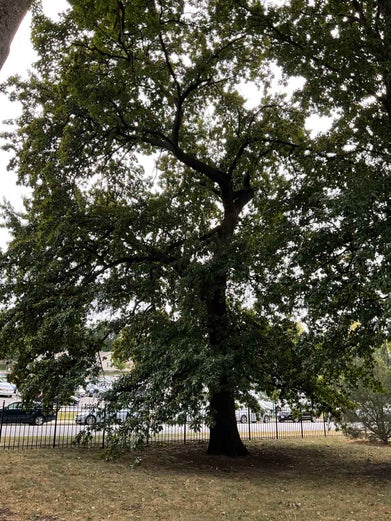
[146,414,151,446]
[102,404,106,449]
[247,407,251,440]
[52,402,59,448]
[0,400,4,444]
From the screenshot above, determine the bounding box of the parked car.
[258,400,274,423]
[277,409,315,422]
[75,407,130,426]
[85,379,113,397]
[0,401,57,425]
[0,380,15,397]
[235,408,271,424]
[235,408,257,424]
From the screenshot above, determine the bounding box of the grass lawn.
[0,437,390,521]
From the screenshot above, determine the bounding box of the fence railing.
[0,400,342,450]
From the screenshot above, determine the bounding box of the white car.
[75,407,130,426]
[0,380,15,397]
[236,405,272,424]
[235,408,258,424]
[85,379,113,397]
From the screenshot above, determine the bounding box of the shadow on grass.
[112,438,391,484]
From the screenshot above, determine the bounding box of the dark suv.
[277,409,315,422]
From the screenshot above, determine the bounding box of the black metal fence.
[0,400,342,450]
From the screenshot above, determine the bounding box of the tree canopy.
[0,0,389,456]
[257,0,391,389]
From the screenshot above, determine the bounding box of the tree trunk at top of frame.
[0,0,32,71]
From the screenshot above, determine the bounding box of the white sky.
[0,1,69,245]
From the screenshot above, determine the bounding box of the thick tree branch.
[0,0,32,70]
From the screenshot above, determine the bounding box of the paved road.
[0,395,339,445]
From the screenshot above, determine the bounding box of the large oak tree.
[0,0,388,456]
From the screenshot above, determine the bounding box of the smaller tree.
[341,348,391,444]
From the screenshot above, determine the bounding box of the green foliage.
[0,1,389,451]
[341,348,391,444]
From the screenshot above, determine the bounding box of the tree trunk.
[207,386,250,457]
[0,0,32,70]
[198,184,253,457]
[202,256,249,457]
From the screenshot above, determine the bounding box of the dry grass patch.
[0,437,390,521]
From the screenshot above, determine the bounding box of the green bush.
[341,349,391,444]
